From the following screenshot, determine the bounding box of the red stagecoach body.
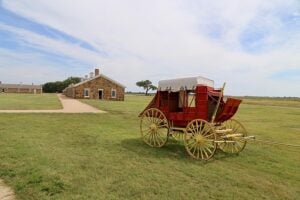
[140,76,241,127]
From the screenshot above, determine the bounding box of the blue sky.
[0,0,299,96]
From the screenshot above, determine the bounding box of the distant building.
[0,82,42,94]
[63,68,125,101]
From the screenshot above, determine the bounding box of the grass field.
[238,96,300,108]
[0,93,62,110]
[0,95,299,199]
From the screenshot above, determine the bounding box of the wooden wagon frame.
[139,76,254,160]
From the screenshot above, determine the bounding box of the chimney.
[90,72,94,78]
[95,68,100,76]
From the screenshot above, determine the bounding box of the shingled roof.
[67,74,126,89]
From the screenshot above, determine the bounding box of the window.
[178,90,185,108]
[187,92,196,107]
[84,88,90,97]
[111,89,117,98]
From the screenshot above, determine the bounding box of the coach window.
[111,89,117,98]
[84,88,90,98]
[179,89,185,108]
[188,92,196,107]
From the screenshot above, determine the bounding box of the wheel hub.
[195,135,205,144]
[150,124,157,132]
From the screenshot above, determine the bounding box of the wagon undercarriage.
[140,108,254,160]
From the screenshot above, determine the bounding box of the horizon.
[0,0,299,97]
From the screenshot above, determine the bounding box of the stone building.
[0,82,42,94]
[63,69,125,101]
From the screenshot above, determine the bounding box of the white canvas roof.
[158,76,214,92]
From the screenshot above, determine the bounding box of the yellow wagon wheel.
[184,119,217,160]
[218,119,247,153]
[140,108,169,147]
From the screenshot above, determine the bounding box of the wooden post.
[211,82,226,123]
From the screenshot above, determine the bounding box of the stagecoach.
[139,76,254,160]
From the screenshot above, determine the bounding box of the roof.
[0,83,42,89]
[158,76,214,92]
[67,74,126,89]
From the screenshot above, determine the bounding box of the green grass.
[0,95,299,199]
[0,93,62,110]
[239,97,300,108]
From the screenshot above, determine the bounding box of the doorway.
[98,89,104,100]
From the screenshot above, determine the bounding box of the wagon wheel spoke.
[157,124,168,128]
[191,123,197,134]
[184,119,217,160]
[151,132,157,146]
[197,146,201,159]
[153,133,158,146]
[203,147,211,159]
[204,145,213,154]
[140,108,169,148]
[187,127,196,135]
[218,119,248,154]
[156,133,165,145]
[188,145,197,156]
[156,134,162,146]
[204,142,215,149]
[148,133,153,145]
[186,139,197,149]
[156,128,168,141]
[193,145,198,157]
[234,140,243,149]
[142,130,151,138]
[202,126,212,136]
[145,116,153,123]
[199,147,205,159]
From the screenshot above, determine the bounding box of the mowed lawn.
[0,93,62,110]
[0,95,299,199]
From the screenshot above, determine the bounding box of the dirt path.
[0,180,14,200]
[0,94,106,113]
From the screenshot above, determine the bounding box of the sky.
[0,0,299,97]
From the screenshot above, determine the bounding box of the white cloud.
[0,48,70,84]
[1,0,300,96]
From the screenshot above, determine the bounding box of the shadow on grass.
[121,138,239,164]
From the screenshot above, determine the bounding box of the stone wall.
[64,76,125,101]
[63,87,75,98]
[0,88,42,94]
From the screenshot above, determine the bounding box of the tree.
[64,77,82,86]
[43,77,82,93]
[136,80,157,95]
